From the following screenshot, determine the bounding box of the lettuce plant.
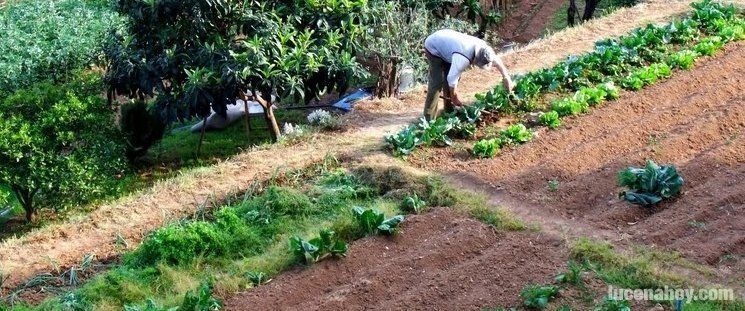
[669,50,700,70]
[538,111,562,129]
[499,124,533,145]
[694,36,725,55]
[618,160,684,206]
[551,97,589,117]
[472,138,501,158]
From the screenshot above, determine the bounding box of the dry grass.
[0,0,726,293]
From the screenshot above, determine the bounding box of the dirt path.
[0,0,717,294]
[224,208,568,310]
[497,0,567,43]
[418,42,745,292]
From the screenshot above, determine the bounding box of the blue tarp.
[332,88,373,112]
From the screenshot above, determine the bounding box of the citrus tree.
[0,77,127,222]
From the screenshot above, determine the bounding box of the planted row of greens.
[385,0,744,158]
[2,163,437,310]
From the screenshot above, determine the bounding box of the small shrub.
[307,109,342,130]
[618,160,684,206]
[520,285,560,309]
[538,111,562,129]
[472,138,501,158]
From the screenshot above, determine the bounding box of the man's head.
[475,46,498,69]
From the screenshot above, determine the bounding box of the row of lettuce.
[2,165,417,310]
[385,0,744,158]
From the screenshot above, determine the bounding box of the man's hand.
[451,92,464,107]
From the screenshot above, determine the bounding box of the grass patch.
[5,163,521,310]
[570,238,744,310]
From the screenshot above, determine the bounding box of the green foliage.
[551,97,588,117]
[0,77,127,221]
[621,63,671,90]
[0,0,123,94]
[418,117,455,147]
[598,82,620,100]
[618,160,684,206]
[472,138,501,158]
[576,86,608,106]
[538,111,562,129]
[106,0,371,129]
[555,261,584,285]
[499,124,533,146]
[520,285,560,309]
[385,125,422,157]
[180,283,222,311]
[694,36,725,55]
[125,208,262,267]
[594,296,631,311]
[290,229,348,265]
[401,195,427,214]
[245,271,268,286]
[352,206,404,236]
[669,50,700,70]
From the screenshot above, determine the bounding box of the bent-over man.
[423,29,514,120]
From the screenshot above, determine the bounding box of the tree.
[105,0,371,153]
[0,77,127,222]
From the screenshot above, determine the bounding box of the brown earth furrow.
[225,208,567,311]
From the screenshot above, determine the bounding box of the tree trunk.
[254,93,281,141]
[582,0,601,21]
[568,0,579,27]
[239,91,252,141]
[11,185,35,223]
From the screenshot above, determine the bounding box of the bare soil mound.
[417,43,745,268]
[225,208,567,310]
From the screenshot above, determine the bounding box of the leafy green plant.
[694,36,725,55]
[598,82,621,100]
[180,282,222,311]
[669,50,700,70]
[548,180,560,192]
[499,124,534,146]
[402,195,427,214]
[551,97,589,117]
[538,111,562,129]
[555,261,584,285]
[352,206,405,236]
[594,296,631,311]
[520,285,560,309]
[245,271,269,286]
[386,126,422,156]
[290,229,348,265]
[418,117,455,147]
[576,86,608,106]
[618,160,684,206]
[472,138,501,158]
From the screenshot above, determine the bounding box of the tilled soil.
[225,208,567,311]
[416,42,745,287]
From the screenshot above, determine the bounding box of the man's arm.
[447,54,471,107]
[492,56,515,92]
